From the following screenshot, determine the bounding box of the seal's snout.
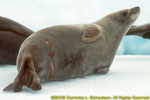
[129,6,140,20]
[134,6,140,10]
[131,6,140,14]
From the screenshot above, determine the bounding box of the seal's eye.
[122,11,128,16]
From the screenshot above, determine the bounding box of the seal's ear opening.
[12,56,41,92]
[81,24,102,42]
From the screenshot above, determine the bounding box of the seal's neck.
[95,17,131,40]
[93,17,132,56]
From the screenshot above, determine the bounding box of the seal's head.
[82,7,140,43]
[100,6,140,39]
[107,6,140,26]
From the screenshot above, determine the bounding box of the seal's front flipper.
[3,82,14,92]
[81,24,103,42]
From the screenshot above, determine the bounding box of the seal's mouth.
[129,6,140,20]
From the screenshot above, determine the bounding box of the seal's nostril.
[134,6,140,10]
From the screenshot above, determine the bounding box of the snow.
[0,56,150,99]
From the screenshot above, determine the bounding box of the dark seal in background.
[0,16,33,65]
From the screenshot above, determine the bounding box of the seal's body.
[0,16,33,65]
[4,7,140,92]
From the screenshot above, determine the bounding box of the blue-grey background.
[0,0,150,55]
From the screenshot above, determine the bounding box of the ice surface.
[0,56,150,99]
